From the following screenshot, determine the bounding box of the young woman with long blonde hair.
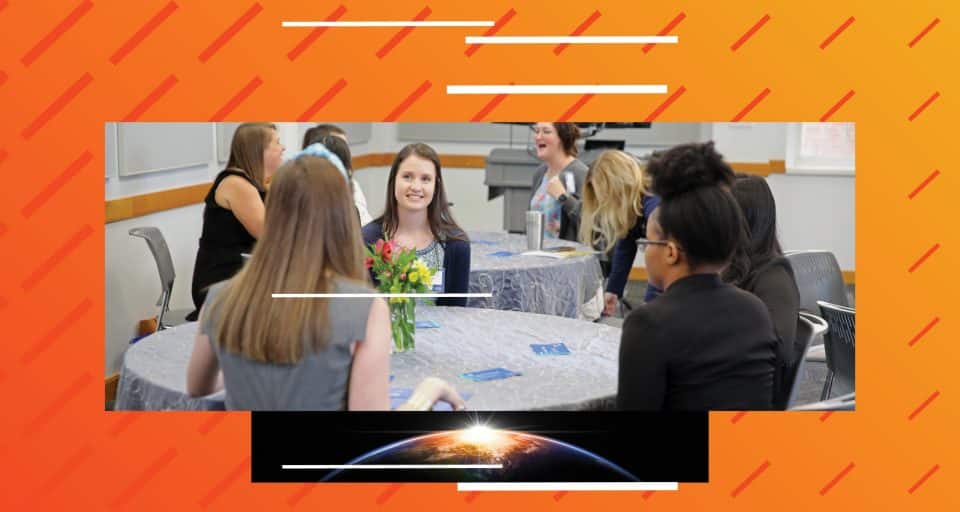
[579,150,662,315]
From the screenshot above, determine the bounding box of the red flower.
[375,239,385,255]
[382,240,394,262]
[400,273,407,281]
[364,256,374,269]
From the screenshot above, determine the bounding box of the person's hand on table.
[603,292,619,317]
[397,377,466,411]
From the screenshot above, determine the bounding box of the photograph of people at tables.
[105,122,854,412]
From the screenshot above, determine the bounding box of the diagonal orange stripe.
[908,92,940,121]
[23,372,93,436]
[645,85,686,122]
[554,10,601,55]
[21,225,95,291]
[820,16,855,49]
[287,483,315,507]
[558,94,594,121]
[908,243,940,273]
[907,170,940,199]
[197,456,250,508]
[907,391,940,420]
[376,6,431,59]
[198,3,263,62]
[109,413,141,437]
[297,78,348,121]
[643,12,685,53]
[908,18,940,48]
[35,443,95,496]
[470,93,509,122]
[110,448,179,508]
[197,412,229,435]
[907,464,940,494]
[907,316,940,346]
[819,90,855,121]
[819,462,855,495]
[21,0,94,66]
[208,76,263,121]
[21,150,93,218]
[731,14,771,51]
[465,8,516,57]
[730,460,771,497]
[731,88,771,121]
[286,4,347,61]
[110,1,179,65]
[376,483,403,504]
[122,75,179,121]
[383,80,432,121]
[21,298,93,364]
[21,72,94,139]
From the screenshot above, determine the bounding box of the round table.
[466,231,603,318]
[115,306,622,411]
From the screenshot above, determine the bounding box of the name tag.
[431,269,444,292]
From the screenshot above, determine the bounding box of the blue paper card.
[460,367,522,382]
[415,320,440,329]
[488,251,515,257]
[390,387,473,411]
[530,343,571,356]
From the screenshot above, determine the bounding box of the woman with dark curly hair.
[617,142,778,411]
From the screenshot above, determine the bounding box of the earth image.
[323,426,636,482]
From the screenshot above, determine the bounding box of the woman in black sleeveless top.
[188,123,284,320]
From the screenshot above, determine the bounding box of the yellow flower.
[416,261,433,280]
[408,271,420,284]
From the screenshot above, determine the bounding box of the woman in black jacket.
[723,174,801,409]
[617,143,778,411]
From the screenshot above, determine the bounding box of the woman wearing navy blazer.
[362,143,471,307]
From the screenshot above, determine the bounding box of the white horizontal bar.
[282,21,494,28]
[272,293,494,298]
[458,482,679,491]
[283,464,502,469]
[465,35,678,44]
[447,85,668,95]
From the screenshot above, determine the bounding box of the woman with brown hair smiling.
[186,155,464,411]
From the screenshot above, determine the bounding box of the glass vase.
[389,298,416,352]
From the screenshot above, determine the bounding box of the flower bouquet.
[365,239,435,352]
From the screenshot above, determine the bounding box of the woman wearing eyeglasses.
[528,122,587,242]
[617,142,778,411]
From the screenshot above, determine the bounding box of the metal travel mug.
[525,211,544,251]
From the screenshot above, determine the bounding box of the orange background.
[0,0,956,509]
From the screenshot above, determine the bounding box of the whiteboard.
[786,123,855,175]
[296,122,372,148]
[117,123,212,176]
[397,122,703,148]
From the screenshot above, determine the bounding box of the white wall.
[709,123,855,269]
[105,122,855,375]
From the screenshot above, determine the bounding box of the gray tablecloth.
[466,231,603,318]
[115,306,621,411]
